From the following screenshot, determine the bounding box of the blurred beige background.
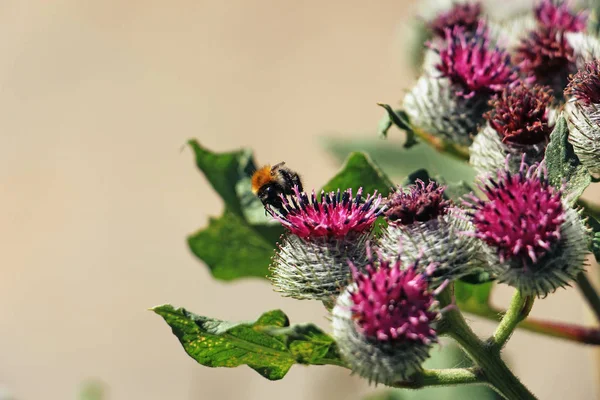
[1,1,599,399]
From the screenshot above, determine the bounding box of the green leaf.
[188,210,281,280]
[544,116,592,205]
[152,306,344,380]
[377,104,417,148]
[321,152,394,196]
[435,176,474,201]
[188,139,273,225]
[454,281,494,314]
[321,136,475,184]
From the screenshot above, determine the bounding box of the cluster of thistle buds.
[260,0,598,387]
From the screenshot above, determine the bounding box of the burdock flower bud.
[564,60,600,175]
[465,159,589,297]
[378,180,484,284]
[269,187,384,300]
[332,251,445,385]
[470,83,554,176]
[428,2,482,39]
[403,76,488,146]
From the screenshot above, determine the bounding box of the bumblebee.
[251,162,303,212]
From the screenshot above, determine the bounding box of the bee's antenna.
[271,161,286,171]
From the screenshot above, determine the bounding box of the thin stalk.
[489,290,535,351]
[463,304,600,345]
[576,272,600,323]
[438,288,538,400]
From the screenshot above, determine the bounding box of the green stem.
[439,288,538,400]
[576,272,600,323]
[393,368,484,389]
[489,290,535,351]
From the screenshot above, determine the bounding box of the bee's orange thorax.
[251,165,273,193]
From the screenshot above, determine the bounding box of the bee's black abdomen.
[278,167,303,193]
[258,182,286,212]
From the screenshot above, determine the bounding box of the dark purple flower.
[271,186,384,238]
[384,180,450,226]
[565,59,600,106]
[535,0,587,33]
[433,24,519,98]
[428,2,483,38]
[485,82,554,145]
[349,255,441,344]
[515,28,575,93]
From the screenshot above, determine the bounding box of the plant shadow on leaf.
[321,136,475,184]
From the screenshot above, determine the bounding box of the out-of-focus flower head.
[428,2,483,38]
[534,0,588,33]
[564,60,600,175]
[432,23,519,99]
[515,28,575,94]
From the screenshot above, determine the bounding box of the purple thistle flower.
[470,84,555,177]
[515,28,575,94]
[349,256,442,344]
[270,186,384,239]
[269,187,384,301]
[465,157,589,296]
[565,59,600,106]
[534,0,587,33]
[379,182,484,284]
[486,83,554,146]
[432,24,518,99]
[384,180,450,226]
[428,2,483,38]
[332,249,445,384]
[469,161,564,265]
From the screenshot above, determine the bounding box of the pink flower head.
[384,180,450,226]
[432,23,519,98]
[535,0,588,33]
[349,251,442,344]
[428,2,483,38]
[565,59,600,106]
[515,28,575,92]
[271,186,384,238]
[486,82,554,145]
[466,158,565,266]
